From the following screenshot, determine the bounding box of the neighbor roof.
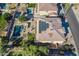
[39,3,57,12]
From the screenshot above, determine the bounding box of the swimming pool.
[39,21,49,33]
[27,8,33,15]
[12,25,23,38]
[64,51,76,56]
[14,11,21,18]
[26,8,33,20]
[0,3,6,9]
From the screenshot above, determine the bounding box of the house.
[38,3,57,16]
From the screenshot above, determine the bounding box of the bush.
[0,15,7,31]
[19,15,26,22]
[28,33,35,42]
[28,3,36,8]
[1,37,9,45]
[8,38,49,56]
[3,13,12,20]
[64,3,71,11]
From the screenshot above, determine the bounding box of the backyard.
[7,33,49,56]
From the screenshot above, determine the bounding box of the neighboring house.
[8,3,17,9]
[38,3,57,16]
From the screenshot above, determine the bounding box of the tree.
[64,3,71,10]
[8,44,49,56]
[28,3,36,8]
[0,38,2,55]
[8,33,49,56]
[8,47,27,56]
[28,33,35,42]
[0,15,7,31]
[0,10,2,15]
[1,37,9,45]
[0,37,9,55]
[38,46,49,56]
[3,12,12,22]
[19,39,27,47]
[19,15,26,22]
[28,45,38,55]
[59,44,76,56]
[8,38,49,56]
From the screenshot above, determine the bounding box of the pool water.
[27,8,33,14]
[60,17,69,36]
[12,25,23,37]
[26,8,33,20]
[64,51,76,56]
[0,3,6,9]
[26,14,33,20]
[14,11,21,18]
[39,21,49,33]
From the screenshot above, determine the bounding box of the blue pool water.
[26,14,33,20]
[14,11,21,18]
[26,8,33,20]
[64,51,76,56]
[39,21,49,33]
[60,17,69,36]
[12,25,23,37]
[0,3,6,9]
[27,8,33,15]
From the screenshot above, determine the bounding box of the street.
[67,7,79,55]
